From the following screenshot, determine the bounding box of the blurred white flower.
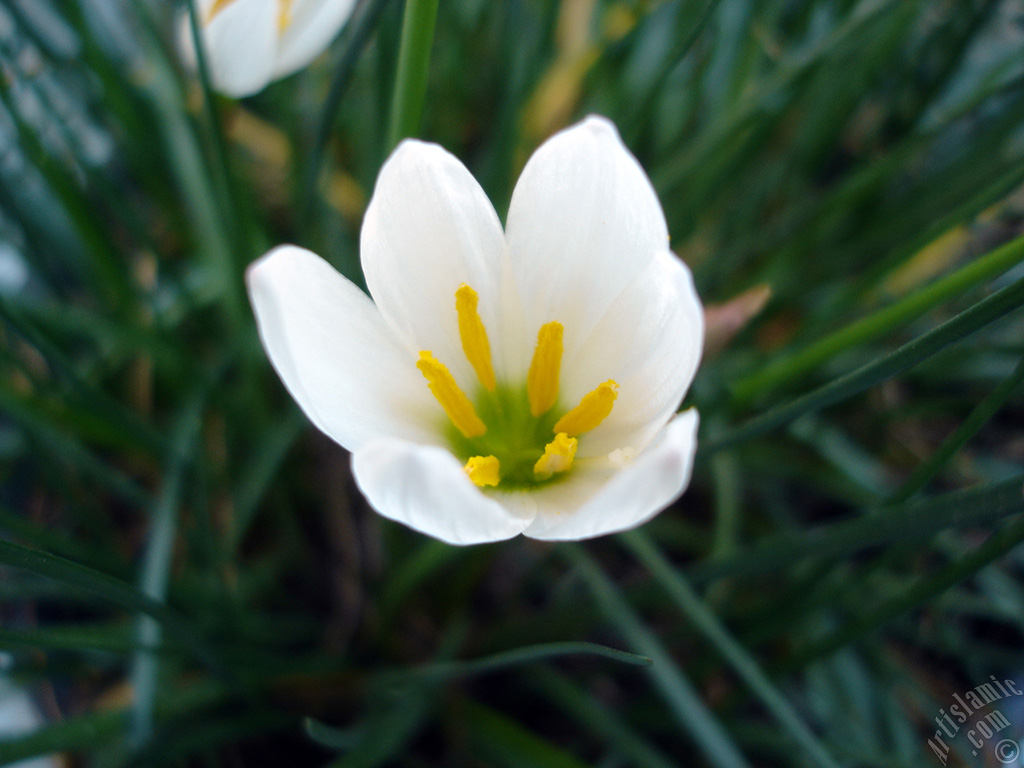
[248,116,704,545]
[181,0,356,98]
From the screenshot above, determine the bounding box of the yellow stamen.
[533,433,577,479]
[416,351,487,438]
[205,0,237,23]
[455,284,496,391]
[554,380,619,436]
[277,0,294,32]
[527,322,563,416]
[465,455,500,487]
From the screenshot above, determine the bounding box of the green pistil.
[446,382,563,488]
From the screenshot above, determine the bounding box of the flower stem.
[301,0,393,225]
[386,0,440,151]
[183,0,250,323]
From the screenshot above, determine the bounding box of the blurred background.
[2,0,1024,765]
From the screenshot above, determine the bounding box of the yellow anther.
[416,351,487,438]
[533,433,577,480]
[527,322,563,416]
[554,380,619,436]
[277,0,294,31]
[455,284,496,391]
[205,0,237,23]
[465,455,500,487]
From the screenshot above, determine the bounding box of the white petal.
[247,245,439,451]
[563,250,704,457]
[352,438,534,545]
[360,140,513,389]
[505,115,671,368]
[200,0,279,97]
[512,409,699,541]
[274,0,357,79]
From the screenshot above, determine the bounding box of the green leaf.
[0,540,229,680]
[688,475,1024,584]
[565,545,752,768]
[305,718,359,751]
[406,641,651,682]
[793,513,1024,664]
[622,530,840,768]
[462,700,593,768]
[0,681,225,765]
[386,0,440,150]
[708,272,1024,453]
[730,232,1024,404]
[530,668,682,768]
[884,351,1024,504]
[131,387,209,745]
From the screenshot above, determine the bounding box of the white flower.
[181,0,356,98]
[247,116,704,545]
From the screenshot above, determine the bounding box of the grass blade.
[407,641,650,682]
[731,233,1024,404]
[130,390,207,745]
[622,530,841,768]
[793,514,1024,665]
[884,351,1024,504]
[565,545,752,768]
[688,474,1024,584]
[386,0,439,150]
[0,540,229,679]
[708,272,1024,453]
[529,668,682,768]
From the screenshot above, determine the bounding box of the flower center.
[417,284,619,489]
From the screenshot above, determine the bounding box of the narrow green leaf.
[530,668,682,768]
[688,475,1024,584]
[0,294,165,456]
[565,545,752,768]
[0,63,131,310]
[885,351,1024,504]
[731,232,1024,404]
[131,390,207,745]
[622,530,841,768]
[305,718,359,751]
[386,0,440,150]
[0,540,229,679]
[0,703,125,765]
[0,504,130,577]
[0,681,225,765]
[230,411,305,553]
[793,514,1024,664]
[131,710,295,766]
[326,623,464,767]
[462,699,593,768]
[708,272,1024,453]
[408,641,651,682]
[302,0,394,221]
[378,539,459,623]
[0,384,150,508]
[654,0,897,193]
[0,624,157,655]
[182,0,253,295]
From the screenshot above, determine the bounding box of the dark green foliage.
[1,1,1023,766]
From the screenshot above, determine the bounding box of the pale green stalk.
[386,0,440,151]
